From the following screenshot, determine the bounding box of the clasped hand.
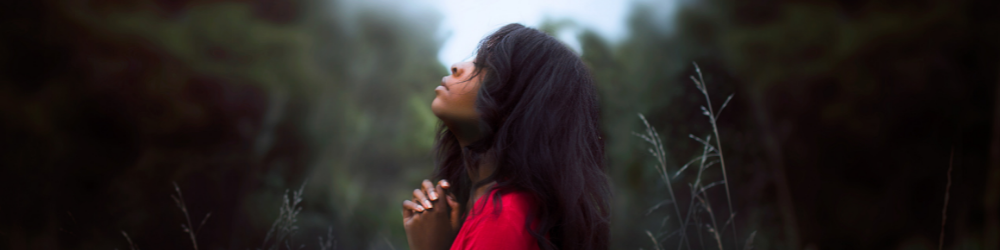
[402,179,461,250]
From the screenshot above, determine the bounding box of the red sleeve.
[450,191,541,250]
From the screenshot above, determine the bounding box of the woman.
[401,23,610,250]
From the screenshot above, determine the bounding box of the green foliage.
[571,0,996,249]
[1,0,442,249]
[2,0,995,249]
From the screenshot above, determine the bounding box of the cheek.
[452,87,479,116]
[453,91,477,109]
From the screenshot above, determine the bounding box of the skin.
[402,61,499,250]
[431,61,483,147]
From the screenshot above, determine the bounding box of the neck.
[444,120,496,208]
[466,150,497,209]
[444,119,481,147]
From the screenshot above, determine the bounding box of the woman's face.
[432,61,483,124]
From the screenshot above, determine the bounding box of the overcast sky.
[419,0,677,65]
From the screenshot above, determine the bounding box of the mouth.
[439,81,449,90]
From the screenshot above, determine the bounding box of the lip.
[440,79,449,90]
[435,85,446,92]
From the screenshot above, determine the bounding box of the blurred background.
[1,0,998,249]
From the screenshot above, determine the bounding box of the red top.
[449,188,541,250]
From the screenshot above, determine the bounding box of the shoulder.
[470,188,536,229]
[451,189,540,250]
[492,189,536,218]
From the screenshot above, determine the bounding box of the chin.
[430,98,446,118]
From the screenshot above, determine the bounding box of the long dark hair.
[433,23,611,250]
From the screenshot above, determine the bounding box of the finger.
[412,188,432,209]
[422,179,437,201]
[434,184,446,206]
[402,204,411,222]
[402,200,420,223]
[439,179,450,189]
[445,194,460,209]
[447,194,461,231]
[402,199,425,214]
[435,184,454,213]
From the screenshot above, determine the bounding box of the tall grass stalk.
[121,231,139,250]
[690,62,738,250]
[261,182,307,250]
[635,113,691,250]
[318,227,336,250]
[172,182,211,250]
[939,148,954,250]
[637,63,748,250]
[119,183,323,250]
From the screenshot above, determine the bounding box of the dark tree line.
[1,0,998,249]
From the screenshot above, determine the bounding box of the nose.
[442,61,472,87]
[450,62,466,77]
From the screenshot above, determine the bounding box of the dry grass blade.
[197,213,211,234]
[721,212,737,233]
[706,225,723,250]
[172,182,209,250]
[383,237,397,250]
[646,230,663,250]
[691,62,738,249]
[261,182,307,250]
[635,113,691,250]
[939,148,954,250]
[646,200,675,216]
[697,181,726,197]
[674,153,720,178]
[701,160,721,171]
[743,231,757,250]
[695,194,724,250]
[121,231,139,250]
[716,94,735,120]
[688,134,718,154]
[640,64,749,250]
[318,227,335,250]
[676,134,713,250]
